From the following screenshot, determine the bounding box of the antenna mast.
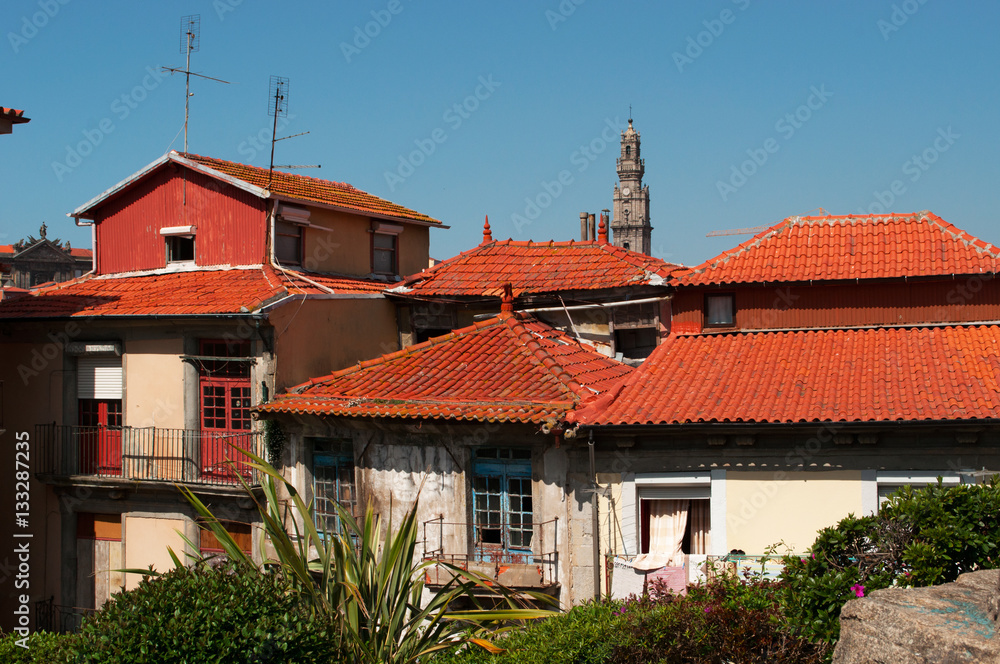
[163,15,231,154]
[267,75,320,187]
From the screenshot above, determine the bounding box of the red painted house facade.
[0,151,442,630]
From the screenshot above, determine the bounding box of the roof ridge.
[503,313,590,400]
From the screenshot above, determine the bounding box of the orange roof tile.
[391,239,685,298]
[570,325,1000,426]
[676,212,1000,286]
[0,264,385,318]
[178,152,440,225]
[1,108,29,124]
[259,312,633,423]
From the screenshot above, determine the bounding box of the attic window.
[275,220,303,265]
[705,294,735,327]
[166,236,195,263]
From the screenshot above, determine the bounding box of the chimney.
[588,213,596,242]
[580,212,588,241]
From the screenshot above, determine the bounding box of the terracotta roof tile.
[259,311,633,423]
[571,325,1000,425]
[0,264,385,318]
[178,152,440,225]
[676,212,1000,286]
[1,107,29,123]
[391,239,685,298]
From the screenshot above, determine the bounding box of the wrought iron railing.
[34,424,263,486]
[420,517,559,588]
[35,596,94,633]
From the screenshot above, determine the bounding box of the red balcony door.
[200,378,252,480]
[78,399,123,475]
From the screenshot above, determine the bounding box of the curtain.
[632,499,688,571]
[688,499,711,555]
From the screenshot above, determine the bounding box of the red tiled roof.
[675,212,1000,286]
[570,325,1000,426]
[1,108,29,124]
[259,311,633,423]
[178,152,440,225]
[391,239,684,298]
[0,264,386,318]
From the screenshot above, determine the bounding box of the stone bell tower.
[611,118,652,254]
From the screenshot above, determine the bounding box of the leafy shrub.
[0,631,75,663]
[780,479,1000,643]
[433,574,830,664]
[72,560,344,664]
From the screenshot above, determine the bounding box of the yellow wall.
[270,298,400,389]
[300,207,430,278]
[124,338,185,429]
[123,515,187,590]
[726,470,862,553]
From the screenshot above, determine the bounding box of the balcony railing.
[35,424,264,487]
[35,596,94,634]
[420,517,559,589]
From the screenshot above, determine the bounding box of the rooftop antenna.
[163,15,231,154]
[267,75,320,187]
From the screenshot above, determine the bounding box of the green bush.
[0,631,75,663]
[433,574,830,664]
[72,560,344,664]
[780,479,1000,643]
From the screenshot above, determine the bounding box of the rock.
[833,569,1000,664]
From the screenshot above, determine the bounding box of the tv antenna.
[267,75,319,186]
[163,15,231,153]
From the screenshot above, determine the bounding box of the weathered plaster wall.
[124,337,185,429]
[726,470,862,553]
[123,513,188,590]
[270,298,399,389]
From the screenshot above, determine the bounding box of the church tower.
[611,119,652,254]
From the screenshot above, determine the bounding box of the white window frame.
[861,470,964,515]
[620,470,726,557]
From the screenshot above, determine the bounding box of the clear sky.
[3,1,998,268]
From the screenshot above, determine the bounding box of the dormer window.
[705,294,735,327]
[161,226,196,264]
[275,220,303,265]
[370,221,403,276]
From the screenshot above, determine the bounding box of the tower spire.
[611,116,652,254]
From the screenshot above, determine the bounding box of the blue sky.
[3,1,998,268]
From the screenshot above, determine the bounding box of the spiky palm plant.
[174,449,555,663]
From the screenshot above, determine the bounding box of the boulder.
[833,569,1000,663]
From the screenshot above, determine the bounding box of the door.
[199,378,253,480]
[78,399,122,475]
[472,449,533,564]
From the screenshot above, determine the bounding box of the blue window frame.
[312,439,356,536]
[472,448,533,563]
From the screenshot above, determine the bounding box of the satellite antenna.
[163,15,231,154]
[267,75,320,186]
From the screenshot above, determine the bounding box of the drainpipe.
[589,429,600,600]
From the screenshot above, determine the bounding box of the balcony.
[420,517,559,590]
[35,424,264,487]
